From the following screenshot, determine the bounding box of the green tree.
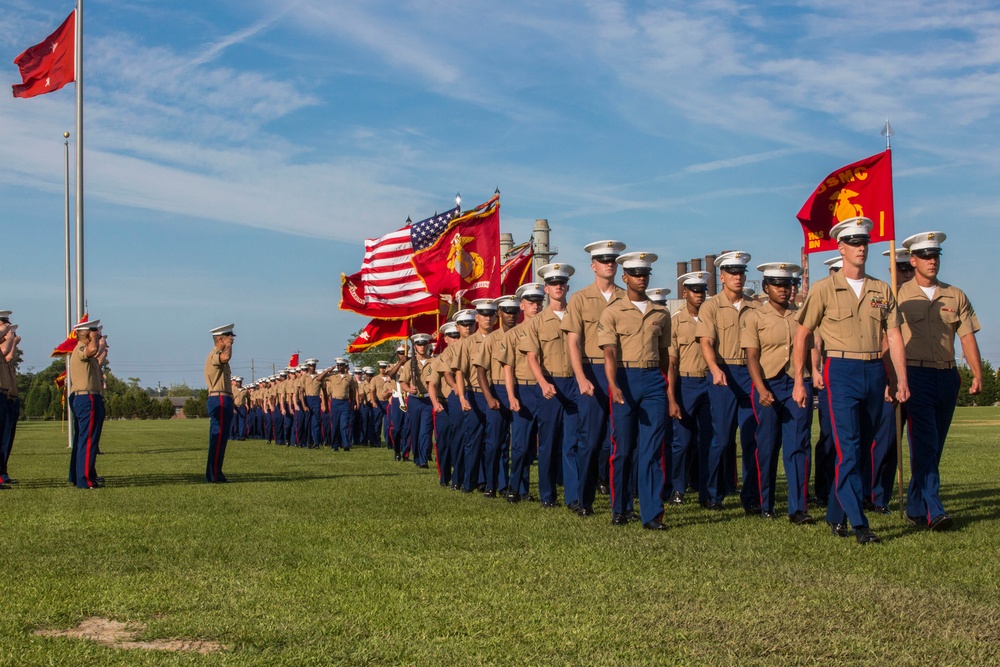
[159,397,176,419]
[345,330,405,371]
[958,360,999,407]
[167,383,195,397]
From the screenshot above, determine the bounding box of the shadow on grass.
[14,470,405,489]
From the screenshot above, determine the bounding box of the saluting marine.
[205,323,235,483]
[0,311,22,488]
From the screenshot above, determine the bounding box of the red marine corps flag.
[500,241,533,295]
[412,195,501,302]
[11,10,76,98]
[797,150,894,254]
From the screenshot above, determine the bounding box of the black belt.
[907,360,956,370]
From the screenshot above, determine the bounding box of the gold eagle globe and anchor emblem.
[446,232,485,283]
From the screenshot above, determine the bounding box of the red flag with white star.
[11,10,76,99]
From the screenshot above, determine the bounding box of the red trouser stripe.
[750,383,764,509]
[84,394,95,487]
[214,397,224,477]
[608,391,617,511]
[823,360,845,515]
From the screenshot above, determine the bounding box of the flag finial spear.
[455,192,461,210]
[881,119,894,150]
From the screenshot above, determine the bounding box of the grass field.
[2,409,999,665]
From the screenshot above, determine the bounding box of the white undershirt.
[601,289,613,302]
[631,300,648,314]
[920,285,937,300]
[846,277,864,298]
[553,310,565,320]
[733,300,743,311]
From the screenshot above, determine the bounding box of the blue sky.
[2,0,998,387]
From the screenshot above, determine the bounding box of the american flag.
[361,206,460,308]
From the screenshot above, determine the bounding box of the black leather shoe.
[5,479,18,484]
[450,484,460,491]
[668,491,684,505]
[540,501,557,508]
[567,500,581,512]
[706,502,725,511]
[577,506,594,517]
[598,484,610,496]
[625,510,640,522]
[394,455,401,461]
[760,510,777,520]
[855,526,882,544]
[905,514,928,529]
[828,522,851,538]
[506,493,520,504]
[0,484,11,490]
[522,494,536,502]
[929,514,954,532]
[611,513,628,526]
[483,490,497,499]
[789,510,815,525]
[872,504,891,515]
[643,519,668,531]
[418,463,429,469]
[91,480,106,488]
[744,504,762,516]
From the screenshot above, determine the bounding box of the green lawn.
[2,410,999,665]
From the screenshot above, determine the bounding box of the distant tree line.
[14,359,197,420]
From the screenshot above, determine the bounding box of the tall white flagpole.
[74,0,85,322]
[65,131,74,449]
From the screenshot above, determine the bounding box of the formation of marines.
[5,218,983,545]
[205,221,981,542]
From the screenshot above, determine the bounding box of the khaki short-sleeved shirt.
[898,280,980,363]
[398,358,433,395]
[499,322,536,383]
[520,308,572,377]
[695,295,758,364]
[474,328,510,385]
[796,273,902,353]
[561,282,627,360]
[668,307,708,375]
[0,358,13,393]
[234,387,248,407]
[302,373,322,397]
[429,352,454,400]
[740,302,800,379]
[454,331,489,389]
[325,373,354,400]
[204,349,231,394]
[373,374,394,401]
[597,300,671,363]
